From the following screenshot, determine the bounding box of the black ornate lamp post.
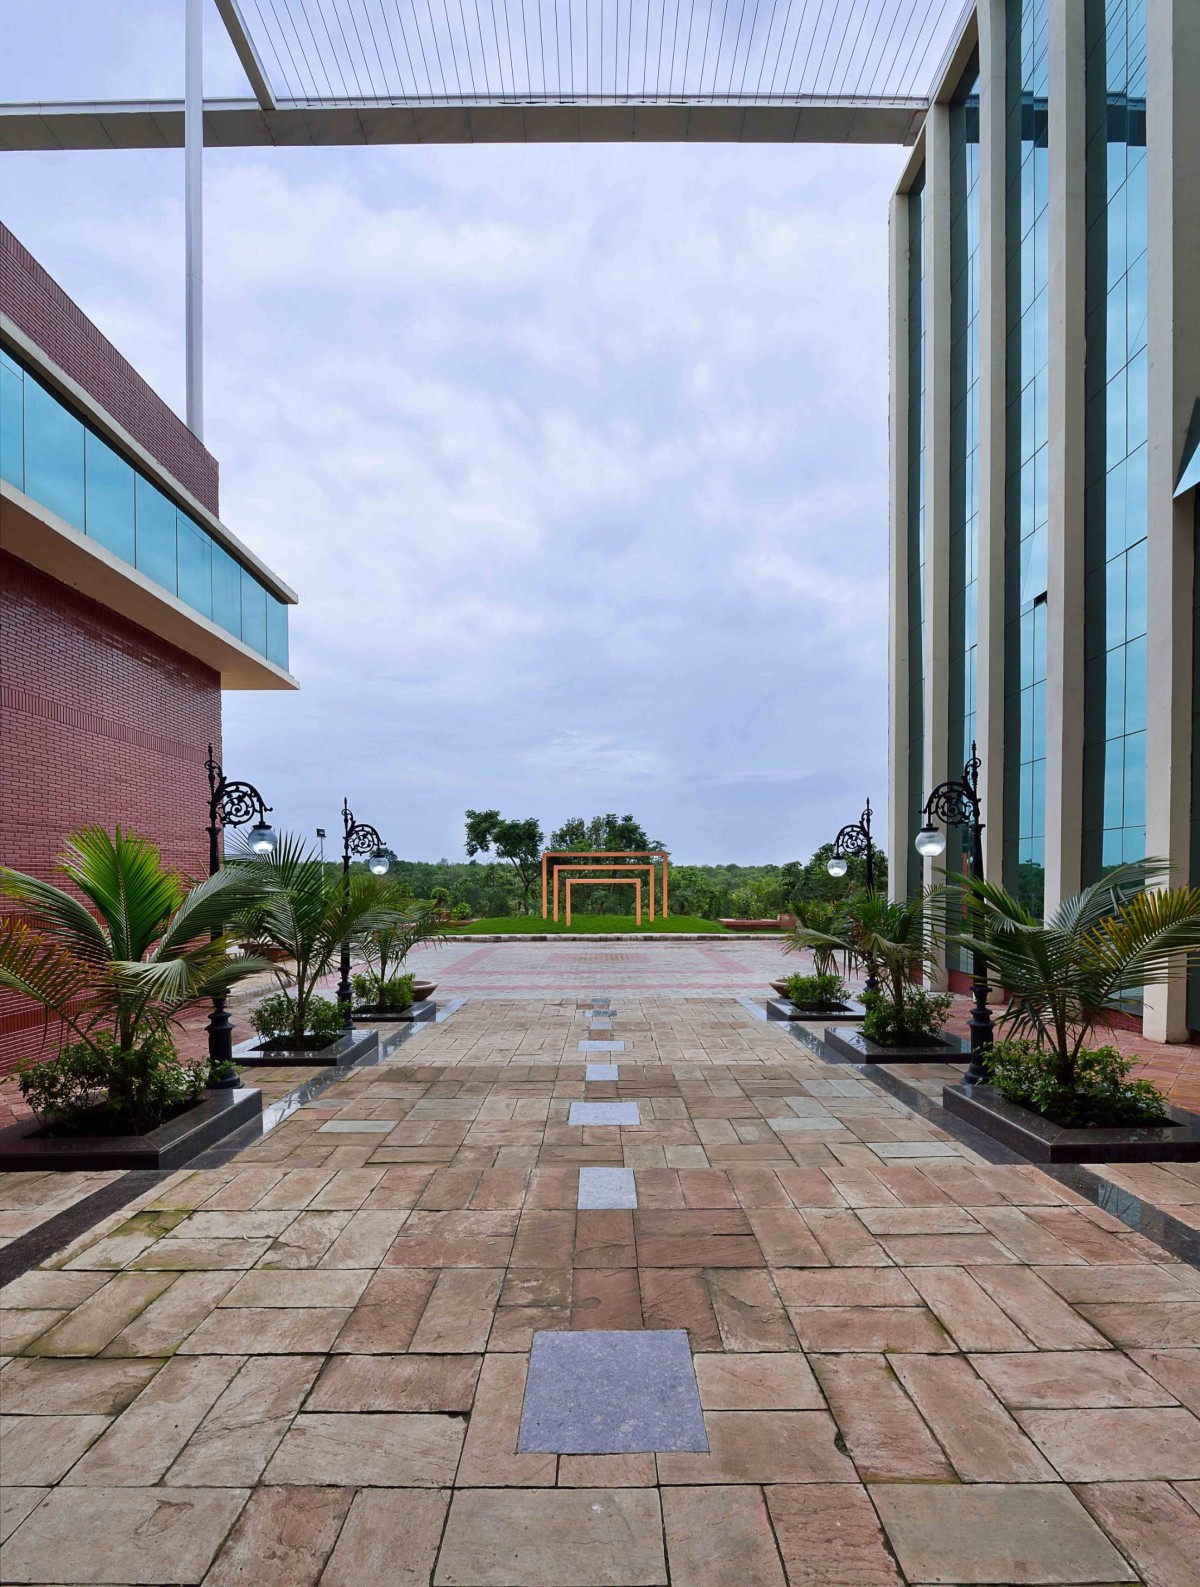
[205,745,276,1066]
[915,741,994,1085]
[827,798,878,993]
[338,798,390,1030]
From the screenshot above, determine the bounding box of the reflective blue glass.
[212,543,242,636]
[135,475,178,593]
[177,513,213,619]
[1,340,286,666]
[0,350,23,490]
[240,567,267,656]
[84,430,136,563]
[1083,0,1147,877]
[1004,0,1050,913]
[266,595,289,671]
[24,373,85,529]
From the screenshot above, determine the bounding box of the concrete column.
[1144,0,1200,1041]
[923,103,953,923]
[888,189,912,903]
[975,0,1008,885]
[1042,0,1087,910]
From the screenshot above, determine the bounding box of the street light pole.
[338,798,390,1031]
[204,745,276,1067]
[827,798,879,993]
[915,741,994,1085]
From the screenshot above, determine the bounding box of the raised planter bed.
[0,1086,263,1172]
[233,1029,379,1068]
[943,1082,1200,1163]
[822,1026,966,1064]
[768,998,866,1023]
[353,1000,437,1024]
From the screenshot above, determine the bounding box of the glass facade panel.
[947,56,981,959]
[23,372,85,529]
[0,348,23,490]
[1004,0,1050,914]
[0,341,288,667]
[135,474,178,594]
[907,171,927,898]
[1083,0,1147,878]
[84,430,136,563]
[177,513,213,619]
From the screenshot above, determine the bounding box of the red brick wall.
[1,222,219,516]
[0,551,222,1073]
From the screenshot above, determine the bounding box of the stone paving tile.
[10,994,1200,1584]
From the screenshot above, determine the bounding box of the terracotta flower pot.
[412,980,437,1002]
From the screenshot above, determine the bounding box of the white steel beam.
[213,0,277,111]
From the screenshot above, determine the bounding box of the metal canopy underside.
[0,95,925,148]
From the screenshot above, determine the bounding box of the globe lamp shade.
[368,849,390,876]
[826,856,849,878]
[914,823,947,859]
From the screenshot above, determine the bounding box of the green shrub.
[18,1032,205,1136]
[352,971,415,1010]
[986,1038,1170,1128]
[784,972,847,1010]
[860,987,952,1046]
[251,992,344,1045]
[451,901,472,920]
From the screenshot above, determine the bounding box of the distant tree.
[464,810,545,915]
[549,813,663,852]
[780,844,888,907]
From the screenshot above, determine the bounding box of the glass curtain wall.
[0,344,289,673]
[906,172,928,898]
[1003,0,1050,913]
[1083,0,1147,878]
[947,56,982,963]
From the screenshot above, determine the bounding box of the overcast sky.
[4,1,908,865]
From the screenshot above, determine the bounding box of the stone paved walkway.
[4,995,1200,1584]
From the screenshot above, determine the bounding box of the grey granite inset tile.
[586,1064,620,1082]
[578,1167,638,1210]
[568,1102,640,1127]
[578,1041,625,1053]
[316,1120,395,1134]
[518,1329,707,1454]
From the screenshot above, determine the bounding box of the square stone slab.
[579,1040,625,1052]
[316,1120,395,1133]
[578,1167,638,1210]
[569,1102,640,1127]
[586,1063,620,1081]
[518,1329,708,1453]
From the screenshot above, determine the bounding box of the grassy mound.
[447,914,735,934]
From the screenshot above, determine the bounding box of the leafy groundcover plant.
[860,986,954,1047]
[352,971,415,1012]
[950,861,1200,1129]
[250,992,345,1050]
[0,827,268,1136]
[784,972,849,1011]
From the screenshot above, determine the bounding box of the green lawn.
[447,914,738,934]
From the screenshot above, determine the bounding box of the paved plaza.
[4,991,1200,1585]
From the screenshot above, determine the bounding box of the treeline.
[372,844,886,921]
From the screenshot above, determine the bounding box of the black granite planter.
[232,1029,379,1068]
[823,1026,966,1064]
[352,1000,437,1023]
[943,1082,1200,1163]
[767,998,865,1023]
[0,1086,263,1172]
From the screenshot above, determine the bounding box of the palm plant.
[0,827,270,1126]
[358,878,446,988]
[948,861,1200,1091]
[785,899,848,978]
[229,833,407,1044]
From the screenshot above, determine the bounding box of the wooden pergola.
[540,850,669,920]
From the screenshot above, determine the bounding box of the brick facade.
[0,551,222,1073]
[1,221,219,516]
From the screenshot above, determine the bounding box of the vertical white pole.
[185,0,204,439]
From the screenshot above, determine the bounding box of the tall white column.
[975,0,1008,886]
[888,190,912,903]
[1143,0,1200,1041]
[185,0,204,439]
[1042,0,1087,909]
[923,103,953,923]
